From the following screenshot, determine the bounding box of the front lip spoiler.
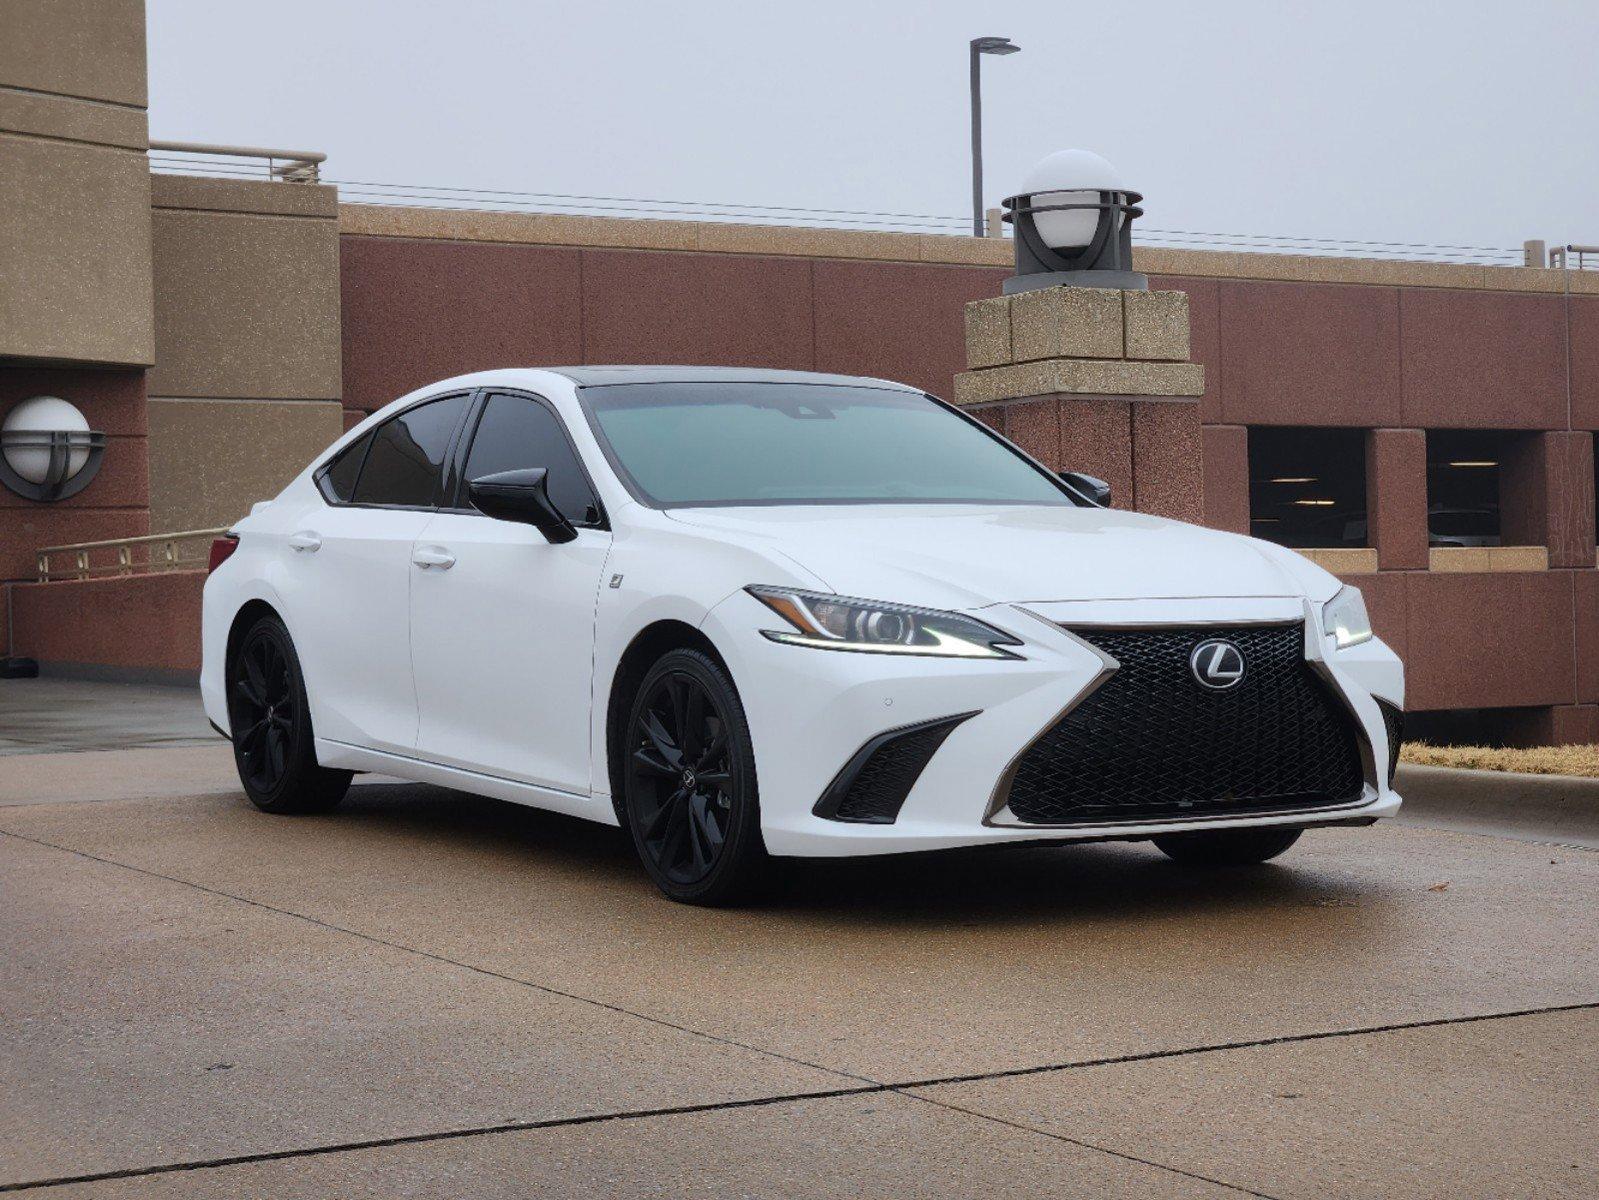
[985,786,1385,830]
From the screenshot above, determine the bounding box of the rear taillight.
[208,534,239,573]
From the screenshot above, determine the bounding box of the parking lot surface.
[1,683,1595,1197]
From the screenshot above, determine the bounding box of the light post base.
[1003,269,1147,295]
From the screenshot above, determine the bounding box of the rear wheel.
[621,649,766,905]
[1153,826,1302,866]
[227,615,351,814]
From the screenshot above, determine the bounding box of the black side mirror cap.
[1059,470,1111,508]
[467,468,578,543]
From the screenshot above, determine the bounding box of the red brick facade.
[7,229,1598,742]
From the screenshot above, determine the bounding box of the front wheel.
[621,648,766,905]
[227,614,351,814]
[1153,826,1302,866]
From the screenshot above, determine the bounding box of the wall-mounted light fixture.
[0,396,105,501]
[1001,149,1146,294]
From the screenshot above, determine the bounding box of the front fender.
[585,516,827,802]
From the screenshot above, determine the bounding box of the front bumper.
[704,592,1404,858]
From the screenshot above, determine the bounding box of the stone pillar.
[1366,429,1429,570]
[0,0,154,579]
[955,286,1205,520]
[146,175,344,531]
[1500,431,1596,569]
[1201,425,1250,534]
[0,0,154,366]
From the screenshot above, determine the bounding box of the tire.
[1152,826,1302,866]
[226,614,352,814]
[620,648,767,905]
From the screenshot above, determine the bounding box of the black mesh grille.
[1378,701,1404,786]
[1003,623,1366,826]
[819,714,973,824]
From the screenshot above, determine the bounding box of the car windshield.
[581,382,1073,508]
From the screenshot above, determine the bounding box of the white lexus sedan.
[201,366,1404,904]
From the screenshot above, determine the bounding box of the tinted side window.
[463,394,601,524]
[321,431,372,502]
[352,394,469,508]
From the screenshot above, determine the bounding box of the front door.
[409,391,612,794]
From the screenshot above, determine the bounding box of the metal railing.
[148,139,325,183]
[1550,244,1599,270]
[141,141,1576,269]
[36,528,229,583]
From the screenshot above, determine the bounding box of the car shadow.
[328,779,1400,929]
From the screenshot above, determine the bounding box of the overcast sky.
[147,0,1599,257]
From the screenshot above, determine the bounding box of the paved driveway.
[1,713,1595,1196]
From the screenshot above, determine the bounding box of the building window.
[1425,430,1503,547]
[1248,427,1368,548]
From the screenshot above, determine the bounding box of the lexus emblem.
[1190,639,1246,690]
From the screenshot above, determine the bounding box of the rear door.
[285,391,472,754]
[409,390,612,794]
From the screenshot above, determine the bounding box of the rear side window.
[352,394,469,508]
[462,393,602,525]
[320,431,371,502]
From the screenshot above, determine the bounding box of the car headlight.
[746,586,1023,659]
[1323,585,1372,649]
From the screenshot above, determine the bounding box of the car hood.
[665,504,1339,610]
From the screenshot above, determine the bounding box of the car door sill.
[314,738,616,826]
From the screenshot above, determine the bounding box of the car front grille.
[1001,623,1367,826]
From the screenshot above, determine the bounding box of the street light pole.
[969,36,1020,237]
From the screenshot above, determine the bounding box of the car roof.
[540,365,920,391]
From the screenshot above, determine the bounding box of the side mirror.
[467,468,577,544]
[1059,470,1111,508]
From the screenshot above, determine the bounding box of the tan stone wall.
[339,201,1599,295]
[0,0,153,366]
[147,399,343,531]
[0,0,148,107]
[147,175,343,528]
[149,176,341,400]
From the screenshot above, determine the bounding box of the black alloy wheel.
[232,624,295,794]
[623,649,765,904]
[227,615,351,814]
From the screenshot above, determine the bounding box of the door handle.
[287,531,322,553]
[412,546,456,570]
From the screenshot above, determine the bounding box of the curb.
[1394,763,1599,849]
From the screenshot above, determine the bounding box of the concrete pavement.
[0,679,215,756]
[1,683,1595,1196]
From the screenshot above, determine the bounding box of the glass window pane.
[584,383,1071,507]
[463,394,600,524]
[1247,427,1368,548]
[352,394,468,508]
[1425,430,1502,546]
[323,431,371,502]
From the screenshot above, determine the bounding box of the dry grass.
[1401,741,1599,778]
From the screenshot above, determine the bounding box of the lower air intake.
[1002,623,1366,826]
[816,713,976,824]
[1378,700,1404,786]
